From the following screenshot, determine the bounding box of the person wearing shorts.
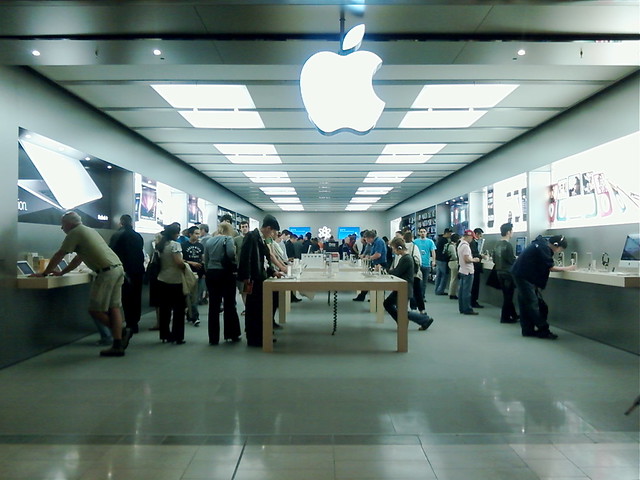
[35,211,130,357]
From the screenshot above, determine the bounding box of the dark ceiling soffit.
[2,33,639,42]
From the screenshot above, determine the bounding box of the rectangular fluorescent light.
[243,171,290,183]
[350,197,380,203]
[399,110,486,129]
[279,204,304,211]
[376,143,446,163]
[356,187,393,195]
[261,187,297,195]
[214,144,281,164]
[364,171,412,183]
[179,110,264,129]
[410,84,519,109]
[346,204,372,211]
[151,85,257,109]
[271,197,300,204]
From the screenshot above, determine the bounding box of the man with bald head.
[35,211,131,357]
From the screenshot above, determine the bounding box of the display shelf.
[16,273,92,290]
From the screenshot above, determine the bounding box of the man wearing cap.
[34,211,131,356]
[237,214,284,347]
[434,228,453,295]
[457,229,481,315]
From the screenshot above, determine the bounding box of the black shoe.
[121,328,133,350]
[352,296,366,302]
[209,341,219,346]
[471,303,484,308]
[462,311,479,315]
[225,337,241,343]
[500,319,518,324]
[291,296,302,303]
[511,315,520,321]
[173,340,186,345]
[522,331,537,337]
[100,346,124,357]
[449,295,458,300]
[537,331,558,340]
[418,318,434,331]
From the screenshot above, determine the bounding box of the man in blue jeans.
[414,227,436,300]
[457,229,480,315]
[434,228,452,295]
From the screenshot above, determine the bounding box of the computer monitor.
[618,233,640,270]
[289,227,311,238]
[337,226,360,240]
[515,236,527,256]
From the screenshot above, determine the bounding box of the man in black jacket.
[470,227,485,308]
[237,214,283,347]
[109,214,145,334]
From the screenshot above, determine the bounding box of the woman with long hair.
[156,223,187,344]
[203,222,242,345]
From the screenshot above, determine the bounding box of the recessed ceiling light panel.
[376,143,446,163]
[179,111,264,129]
[410,84,519,109]
[261,187,297,195]
[151,84,257,109]
[214,144,281,164]
[363,171,412,183]
[271,197,301,204]
[243,171,291,183]
[279,204,304,211]
[356,186,393,195]
[350,197,380,203]
[346,204,372,211]
[399,110,487,129]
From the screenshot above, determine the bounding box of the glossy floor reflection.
[0,290,637,479]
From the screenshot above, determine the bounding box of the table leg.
[396,283,408,353]
[285,290,291,313]
[279,290,287,324]
[370,290,377,313]
[376,289,384,323]
[263,286,274,352]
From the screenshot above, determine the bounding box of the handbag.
[485,267,501,290]
[181,264,197,296]
[145,250,161,282]
[220,237,237,273]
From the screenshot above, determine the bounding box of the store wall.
[386,72,639,224]
[0,66,263,368]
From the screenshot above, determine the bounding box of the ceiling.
[1,1,638,212]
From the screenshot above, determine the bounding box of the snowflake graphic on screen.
[318,226,332,240]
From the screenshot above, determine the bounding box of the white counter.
[16,273,92,290]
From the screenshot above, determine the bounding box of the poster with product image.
[134,173,188,234]
[548,132,639,228]
[483,173,527,234]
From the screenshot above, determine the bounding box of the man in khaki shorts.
[35,211,131,357]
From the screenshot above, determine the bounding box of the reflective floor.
[0,289,638,479]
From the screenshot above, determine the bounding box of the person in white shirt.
[457,229,481,315]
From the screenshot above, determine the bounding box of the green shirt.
[60,224,121,272]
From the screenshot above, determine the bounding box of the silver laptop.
[18,140,103,210]
[17,260,36,276]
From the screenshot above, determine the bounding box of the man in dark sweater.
[109,214,145,334]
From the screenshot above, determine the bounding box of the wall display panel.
[289,226,311,237]
[134,173,187,234]
[337,226,360,240]
[400,213,416,233]
[249,218,260,231]
[416,206,437,239]
[447,196,469,236]
[483,173,527,234]
[17,129,123,228]
[548,132,639,229]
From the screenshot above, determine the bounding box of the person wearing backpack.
[446,233,461,299]
[434,228,453,295]
[403,231,426,314]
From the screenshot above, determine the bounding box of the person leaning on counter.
[32,211,132,357]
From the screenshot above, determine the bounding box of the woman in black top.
[384,238,434,330]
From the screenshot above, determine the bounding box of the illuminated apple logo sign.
[300,24,385,135]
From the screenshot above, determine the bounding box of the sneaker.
[193,319,201,327]
[100,346,124,357]
[449,295,458,300]
[418,318,434,331]
[121,328,133,350]
[352,296,365,302]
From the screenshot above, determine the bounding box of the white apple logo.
[300,24,385,135]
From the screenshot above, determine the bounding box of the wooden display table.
[262,269,408,353]
[16,273,92,290]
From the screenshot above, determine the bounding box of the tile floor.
[0,289,638,479]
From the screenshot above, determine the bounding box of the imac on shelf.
[618,233,640,272]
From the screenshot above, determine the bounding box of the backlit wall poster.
[548,132,639,229]
[17,129,118,228]
[188,195,215,227]
[483,173,527,234]
[134,173,187,234]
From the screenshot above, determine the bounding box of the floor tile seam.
[230,442,247,480]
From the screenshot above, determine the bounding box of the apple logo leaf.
[342,24,365,52]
